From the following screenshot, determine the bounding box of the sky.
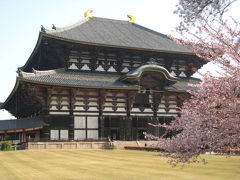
[0,0,239,120]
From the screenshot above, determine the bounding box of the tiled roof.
[166,77,200,91]
[0,117,45,131]
[20,68,139,89]
[19,68,199,91]
[45,17,192,54]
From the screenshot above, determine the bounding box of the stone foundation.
[27,141,112,150]
[26,140,159,150]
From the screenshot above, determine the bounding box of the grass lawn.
[0,150,239,180]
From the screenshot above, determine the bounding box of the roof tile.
[45,17,192,53]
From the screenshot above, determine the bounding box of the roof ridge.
[92,16,129,23]
[45,16,172,38]
[19,68,64,78]
[45,16,132,34]
[45,17,90,34]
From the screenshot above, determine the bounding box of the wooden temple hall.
[0,11,203,143]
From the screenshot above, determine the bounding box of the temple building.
[0,11,203,143]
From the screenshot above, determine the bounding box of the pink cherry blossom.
[147,0,240,166]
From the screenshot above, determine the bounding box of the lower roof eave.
[0,117,45,132]
[18,77,140,90]
[1,77,139,112]
[0,126,43,134]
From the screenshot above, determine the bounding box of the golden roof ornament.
[84,9,93,18]
[127,15,135,23]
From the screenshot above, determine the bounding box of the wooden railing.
[27,137,109,142]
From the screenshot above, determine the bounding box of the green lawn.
[0,150,239,180]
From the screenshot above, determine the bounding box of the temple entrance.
[110,129,119,140]
[26,131,40,142]
[27,133,35,141]
[137,129,145,140]
[132,116,148,140]
[103,116,121,140]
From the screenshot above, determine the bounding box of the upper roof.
[44,17,192,54]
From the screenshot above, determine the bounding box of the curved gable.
[119,60,178,87]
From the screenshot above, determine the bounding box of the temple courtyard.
[0,150,239,180]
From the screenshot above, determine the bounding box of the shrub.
[1,141,13,151]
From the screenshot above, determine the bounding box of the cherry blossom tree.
[175,0,238,31]
[146,0,240,166]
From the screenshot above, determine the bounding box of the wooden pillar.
[126,91,136,140]
[152,91,160,137]
[146,117,152,136]
[152,91,157,118]
[119,116,125,140]
[99,116,104,139]
[125,117,132,141]
[146,116,159,138]
[70,89,77,140]
[164,93,170,113]
[126,91,136,116]
[98,90,105,139]
[68,89,75,140]
[44,87,52,115]
[126,92,131,140]
[98,90,104,117]
[153,117,159,137]
[4,131,7,141]
[22,129,26,142]
[69,89,73,116]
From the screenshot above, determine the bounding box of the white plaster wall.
[49,112,70,115]
[74,130,86,140]
[74,101,84,105]
[74,116,86,128]
[103,107,114,111]
[87,130,98,139]
[60,130,69,140]
[88,107,98,111]
[143,108,153,112]
[117,107,126,112]
[107,66,117,72]
[73,112,98,115]
[61,106,69,110]
[102,112,126,115]
[68,63,78,70]
[130,113,152,116]
[157,109,166,113]
[73,106,84,111]
[50,106,58,110]
[131,108,141,112]
[50,130,59,140]
[168,109,177,113]
[87,117,98,128]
